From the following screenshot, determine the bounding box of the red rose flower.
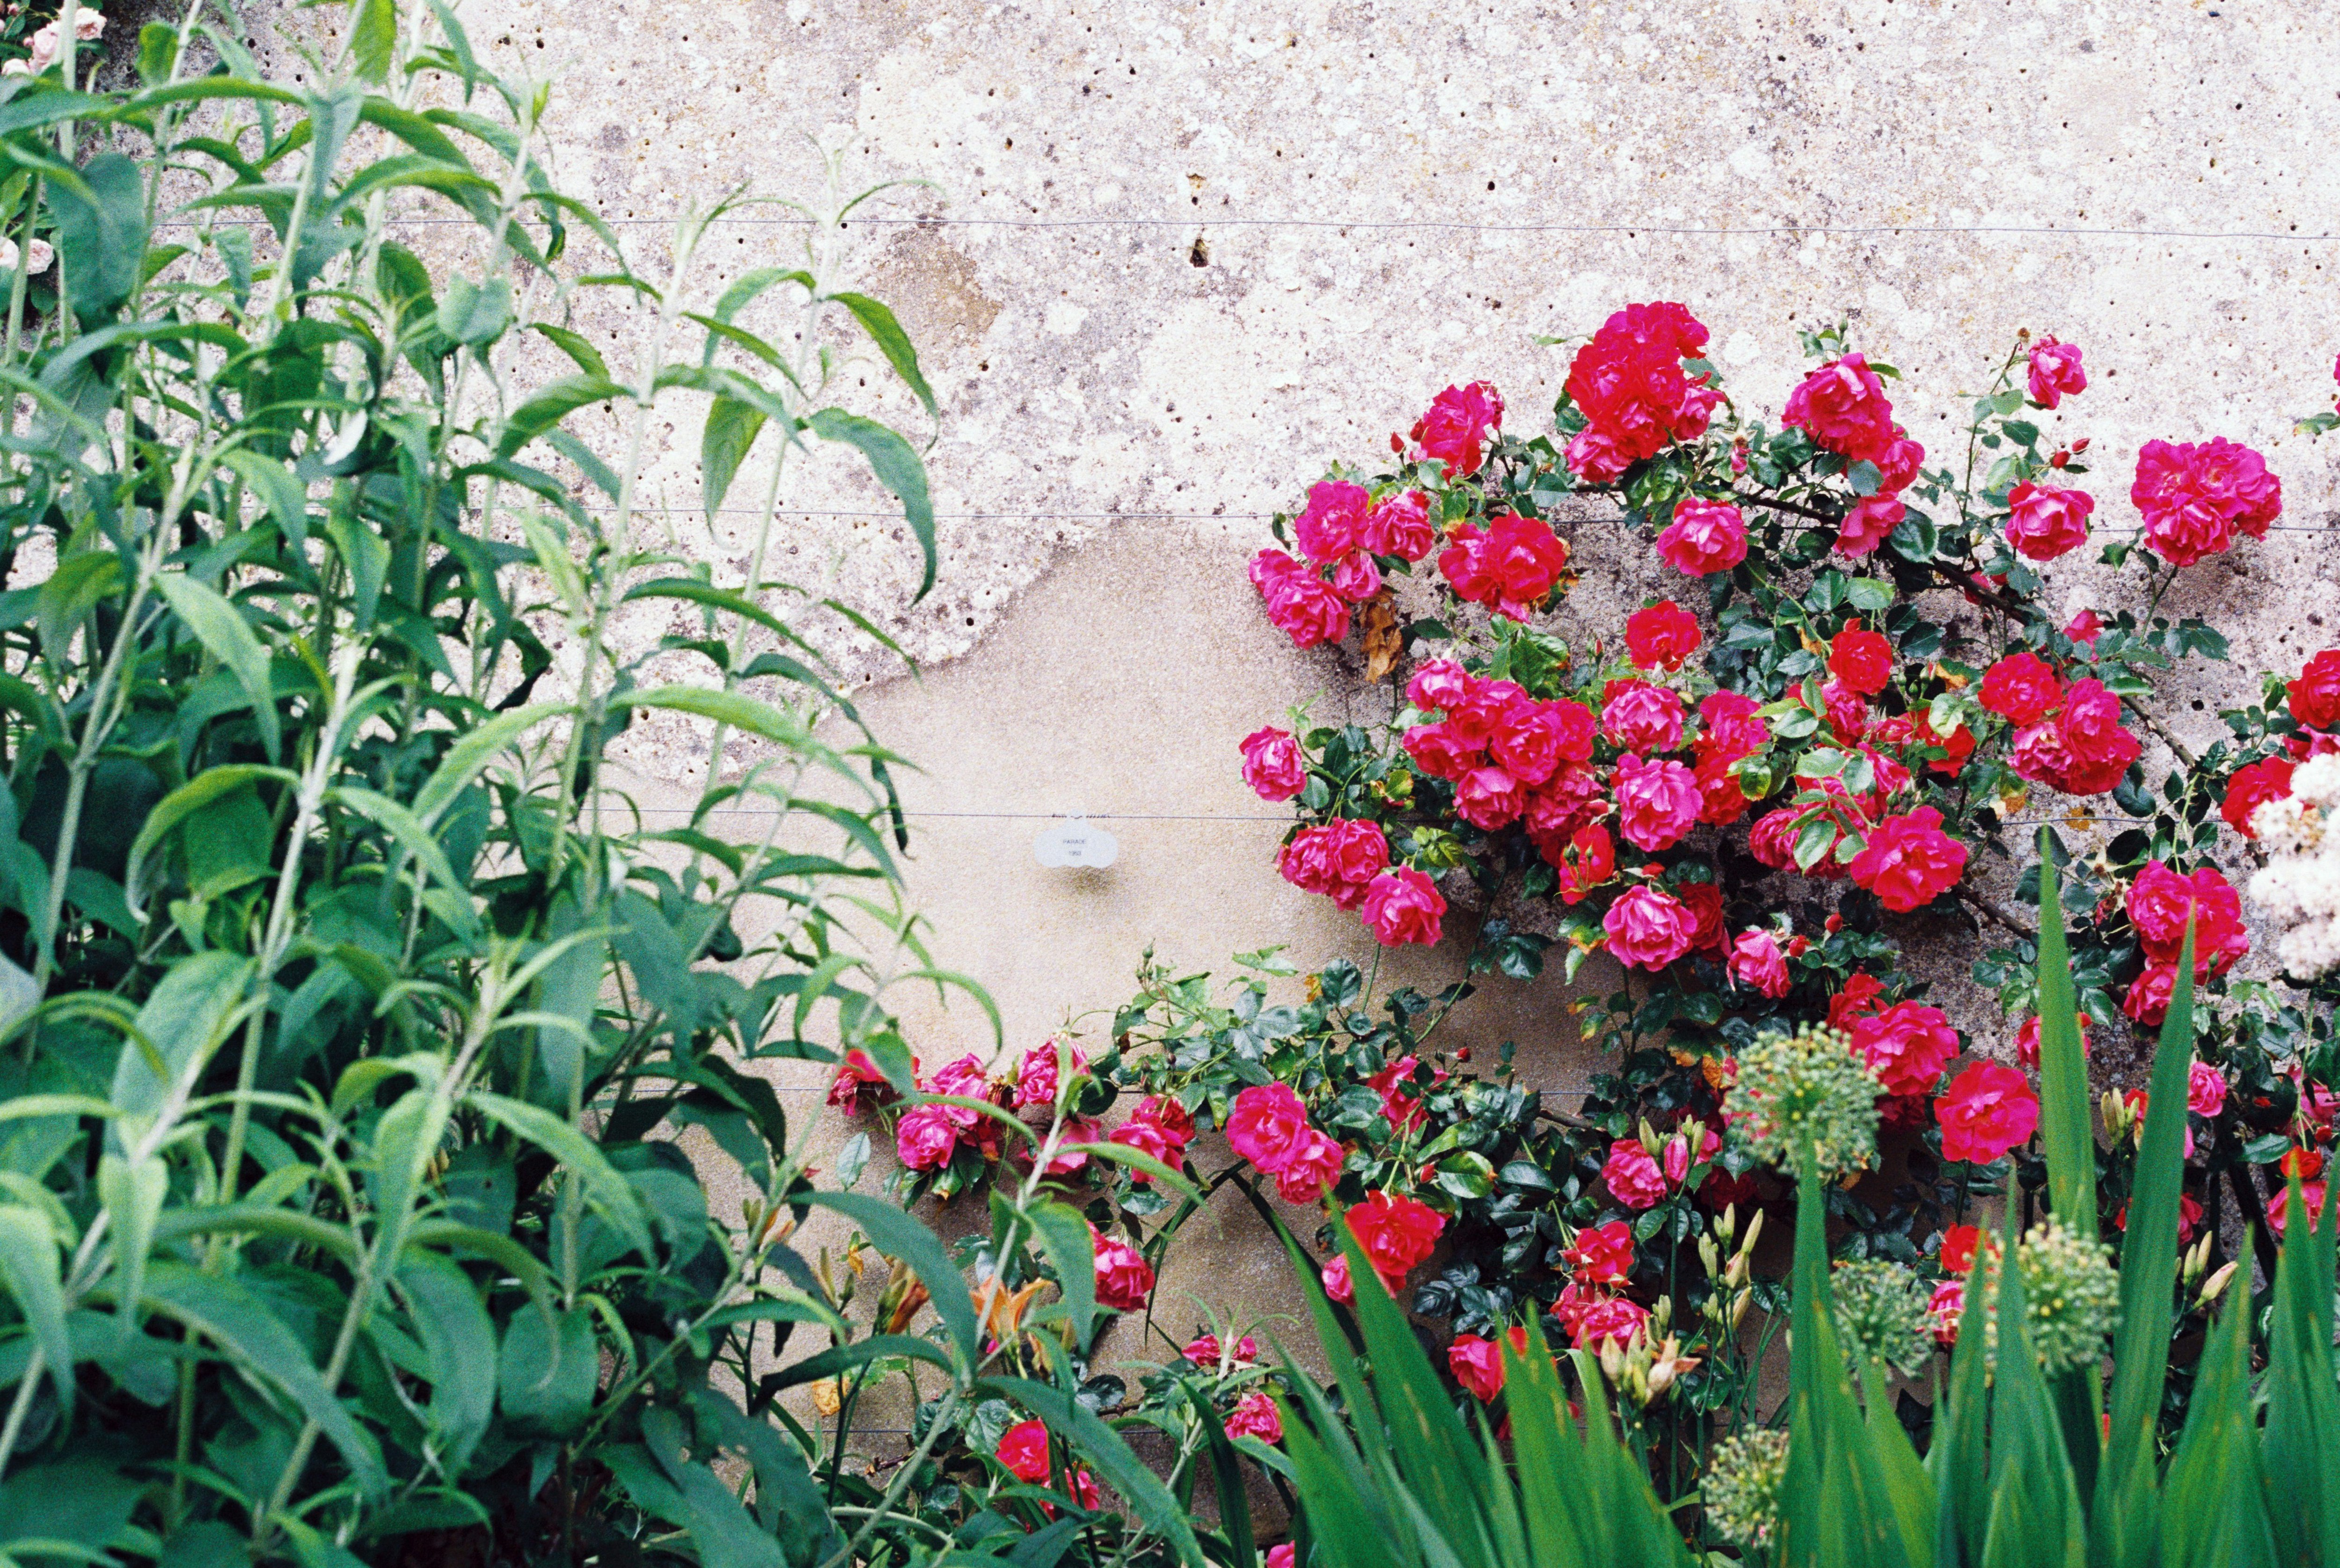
[2026,337,2087,408]
[1850,1001,1962,1096]
[1438,512,1569,620]
[1454,765,1529,830]
[1239,726,1308,802]
[1562,1219,1636,1285]
[1939,1224,1983,1276]
[1625,600,1702,671]
[2126,860,2248,977]
[2289,651,2340,730]
[1223,1392,1282,1444]
[1827,972,1887,1030]
[1655,497,1748,576]
[1601,679,1686,753]
[1092,1228,1156,1311]
[1363,488,1435,560]
[1613,752,1701,851]
[1836,494,1905,556]
[2013,1012,2090,1069]
[1226,1083,1309,1173]
[2132,437,2281,566]
[1603,884,1699,970]
[1250,550,1353,649]
[1278,819,1390,911]
[1563,303,1719,479]
[1748,808,1799,869]
[1547,822,1616,904]
[2123,963,2179,1027]
[1409,381,1504,476]
[1366,1055,1446,1134]
[1676,881,1727,955]
[1602,1138,1669,1209]
[1847,805,1968,912]
[1935,1062,2040,1164]
[1345,1192,1446,1292]
[1402,720,1477,783]
[997,1419,1054,1483]
[1978,652,2062,726]
[1696,691,1769,762]
[1490,702,1569,785]
[1784,352,1897,461]
[1293,479,1369,564]
[1827,620,1895,696]
[2222,757,2296,838]
[1694,752,1751,827]
[1272,1128,1346,1206]
[1449,1327,1530,1401]
[1727,928,1790,997]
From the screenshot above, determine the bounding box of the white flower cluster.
[2248,754,2340,977]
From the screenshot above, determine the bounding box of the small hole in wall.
[1190,238,1210,266]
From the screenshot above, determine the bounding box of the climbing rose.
[1655,496,1748,575]
[1406,657,1472,712]
[1625,601,1702,671]
[2289,650,2340,730]
[2131,437,2281,567]
[1827,620,1894,696]
[1250,550,1352,648]
[826,1047,903,1113]
[1410,381,1503,476]
[1437,512,1570,620]
[1601,680,1686,754]
[1321,1255,1355,1303]
[2004,481,2095,561]
[1278,819,1389,910]
[1227,1083,1309,1173]
[1697,691,1768,762]
[1549,822,1615,903]
[2014,1013,2091,1069]
[1292,480,1369,563]
[1363,488,1435,559]
[997,1420,1053,1483]
[1273,1128,1346,1205]
[2026,337,2087,407]
[1362,867,1447,947]
[1848,805,1968,912]
[1940,1225,1985,1277]
[1677,881,1727,955]
[1849,1001,1961,1097]
[1571,1295,1652,1350]
[1453,765,1529,830]
[1728,929,1791,997]
[2066,608,2103,644]
[2187,1060,2228,1118]
[1926,1281,1965,1346]
[895,1105,958,1170]
[2223,757,2295,838]
[1107,1114,1176,1173]
[2057,679,2132,767]
[1613,753,1701,852]
[1489,703,1568,784]
[1183,1334,1258,1367]
[1979,652,2062,726]
[1935,1062,2040,1164]
[1784,352,1898,461]
[1603,884,1698,970]
[1602,1138,1668,1210]
[1012,1039,1088,1109]
[1449,1327,1530,1401]
[1346,1191,1446,1291]
[1239,726,1307,802]
[1563,1219,1637,1285]
[1836,494,1904,555]
[1092,1229,1156,1311]
[1562,302,1719,479]
[2127,860,2248,976]
[2123,963,2180,1027]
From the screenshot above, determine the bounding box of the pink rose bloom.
[1367,1056,1446,1133]
[1012,1038,1089,1109]
[1224,1392,1283,1444]
[1406,658,1472,712]
[1926,1279,1965,1346]
[1227,1083,1310,1173]
[1872,429,1926,494]
[1092,1228,1156,1311]
[2126,859,2249,977]
[996,1419,1053,1483]
[1108,1115,1176,1173]
[2004,481,2094,561]
[1565,424,1634,483]
[1273,1127,1346,1205]
[1321,1254,1355,1303]
[1362,867,1446,947]
[1625,601,1703,671]
[1409,381,1504,475]
[1491,702,1571,784]
[1184,1333,1259,1367]
[1612,753,1701,852]
[1293,479,1370,563]
[2013,1012,2090,1068]
[1267,1547,1296,1568]
[1656,497,1749,576]
[2123,963,2179,1028]
[1727,928,1791,998]
[1696,691,1769,763]
[2269,1181,2328,1240]
[1029,1118,1102,1177]
[1935,1062,2040,1164]
[1438,512,1571,620]
[1278,819,1390,910]
[1563,1220,1637,1286]
[1602,1138,1668,1209]
[1748,808,1800,869]
[927,1053,995,1129]
[1601,679,1686,753]
[1453,765,1529,830]
[1836,494,1905,555]
[1571,1294,1652,1350]
[897,1105,959,1170]
[1239,726,1308,802]
[1251,550,1353,648]
[2027,337,2086,408]
[1602,884,1698,971]
[2187,1060,2228,1118]
[1363,488,1435,559]
[1401,720,1478,782]
[1850,1001,1962,1097]
[1784,352,1898,461]
[1328,551,1382,605]
[1848,805,1968,912]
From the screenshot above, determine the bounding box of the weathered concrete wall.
[433,0,2340,1445]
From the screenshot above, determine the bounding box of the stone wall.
[435,0,2340,1443]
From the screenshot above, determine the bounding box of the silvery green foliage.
[0,1,998,1561]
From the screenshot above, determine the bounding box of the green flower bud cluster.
[1831,1258,1933,1378]
[1701,1427,1790,1551]
[1722,1023,1882,1181]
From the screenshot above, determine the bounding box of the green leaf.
[0,1206,69,1413]
[123,766,298,918]
[141,1262,387,1497]
[497,1305,597,1437]
[528,321,605,376]
[36,551,120,665]
[154,572,279,762]
[47,153,147,314]
[806,407,935,601]
[349,0,396,81]
[827,291,938,424]
[95,1154,165,1349]
[412,702,570,828]
[2032,847,2096,1236]
[614,685,808,746]
[323,508,389,629]
[219,449,311,551]
[108,952,258,1136]
[466,1092,652,1259]
[396,1251,496,1472]
[797,1191,980,1375]
[435,276,511,346]
[493,373,623,458]
[325,786,475,932]
[702,395,767,522]
[1027,1201,1098,1352]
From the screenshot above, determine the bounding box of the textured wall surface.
[429,0,2340,1448]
